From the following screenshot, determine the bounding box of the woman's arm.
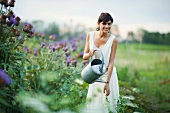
[83,33,94,60]
[103,37,118,96]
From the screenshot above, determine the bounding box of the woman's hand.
[88,49,95,57]
[103,83,110,96]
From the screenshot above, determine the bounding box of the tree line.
[127,29,170,45]
[18,20,170,45]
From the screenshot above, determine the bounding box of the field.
[116,43,170,112]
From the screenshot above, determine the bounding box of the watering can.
[81,49,107,84]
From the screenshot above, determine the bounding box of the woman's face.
[98,20,112,33]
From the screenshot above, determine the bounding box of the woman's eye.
[102,23,112,25]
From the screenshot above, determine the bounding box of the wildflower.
[41,42,46,48]
[8,0,15,7]
[72,46,77,52]
[6,11,15,19]
[6,21,13,27]
[63,47,69,52]
[0,15,7,24]
[68,56,74,61]
[15,29,21,36]
[34,48,38,56]
[18,36,22,40]
[55,45,62,51]
[66,59,71,67]
[80,35,85,40]
[24,47,30,53]
[23,22,33,33]
[82,60,88,65]
[0,69,11,88]
[41,32,45,38]
[49,34,56,40]
[14,16,21,26]
[62,41,67,47]
[50,45,56,52]
[49,44,53,49]
[11,28,17,35]
[10,17,21,26]
[27,30,34,38]
[65,51,70,56]
[0,0,8,7]
[71,60,77,67]
[77,52,84,58]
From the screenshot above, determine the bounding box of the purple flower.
[8,0,16,7]
[72,46,77,52]
[71,60,77,67]
[23,22,33,33]
[63,47,69,52]
[77,51,84,58]
[24,47,30,53]
[50,45,56,52]
[80,51,84,56]
[18,36,22,39]
[0,69,11,88]
[49,34,56,40]
[49,44,53,49]
[41,42,46,48]
[34,48,38,56]
[41,32,45,38]
[65,51,70,56]
[83,60,88,65]
[6,11,15,19]
[66,58,71,66]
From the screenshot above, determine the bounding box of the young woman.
[83,12,119,113]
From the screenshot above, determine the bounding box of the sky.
[13,0,170,38]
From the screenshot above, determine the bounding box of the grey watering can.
[81,49,107,84]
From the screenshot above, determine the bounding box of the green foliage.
[0,2,34,112]
[142,30,170,45]
[116,43,170,112]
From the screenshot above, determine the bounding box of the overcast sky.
[13,0,170,37]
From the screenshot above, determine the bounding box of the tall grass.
[116,43,170,111]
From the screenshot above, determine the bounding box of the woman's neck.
[99,31,108,38]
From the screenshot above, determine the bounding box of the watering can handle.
[90,49,105,73]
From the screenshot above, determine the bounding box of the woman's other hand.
[103,83,110,96]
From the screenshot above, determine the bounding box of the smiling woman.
[83,12,119,113]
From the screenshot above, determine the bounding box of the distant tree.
[31,20,45,32]
[142,30,170,45]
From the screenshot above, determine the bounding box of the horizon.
[13,0,170,38]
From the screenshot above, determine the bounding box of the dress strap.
[108,35,115,47]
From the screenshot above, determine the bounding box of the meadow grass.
[116,43,170,111]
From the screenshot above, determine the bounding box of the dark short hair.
[98,12,113,23]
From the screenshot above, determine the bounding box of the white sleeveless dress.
[85,31,119,113]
